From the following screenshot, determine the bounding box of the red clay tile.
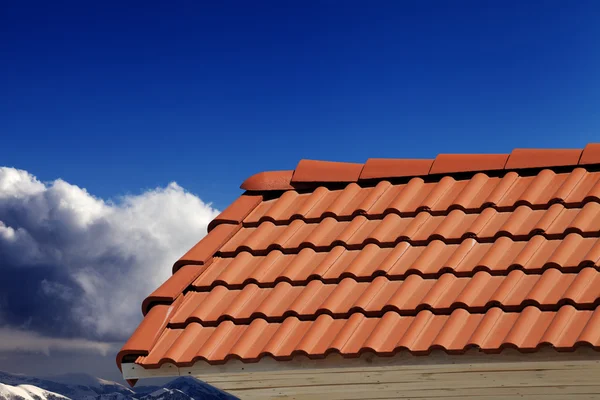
[116,299,182,370]
[119,143,600,380]
[173,223,241,272]
[580,143,600,165]
[430,154,509,175]
[208,194,263,232]
[240,170,295,191]
[292,160,363,183]
[135,306,600,367]
[360,158,433,180]
[171,268,600,324]
[191,234,600,288]
[218,204,600,255]
[242,169,600,223]
[505,148,582,170]
[142,265,207,315]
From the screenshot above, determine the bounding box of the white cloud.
[0,327,114,356]
[0,167,220,342]
[0,168,45,199]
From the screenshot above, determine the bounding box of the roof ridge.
[240,143,600,191]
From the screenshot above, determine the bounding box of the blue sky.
[1,0,600,385]
[2,1,600,209]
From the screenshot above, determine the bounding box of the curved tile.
[243,169,600,225]
[207,194,263,232]
[505,149,582,170]
[430,154,508,175]
[173,223,241,272]
[223,203,600,255]
[193,234,600,288]
[292,160,363,183]
[580,143,600,165]
[239,170,294,191]
[360,158,433,180]
[174,268,600,324]
[137,306,600,367]
[142,264,208,315]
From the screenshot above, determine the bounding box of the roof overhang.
[122,347,600,380]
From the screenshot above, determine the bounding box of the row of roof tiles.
[183,203,600,274]
[172,267,600,325]
[220,202,600,255]
[146,233,600,313]
[135,305,600,368]
[244,168,600,225]
[241,144,600,191]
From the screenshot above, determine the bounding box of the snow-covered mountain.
[0,371,237,400]
[0,382,68,400]
[142,377,236,400]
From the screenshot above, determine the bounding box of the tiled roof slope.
[118,144,600,383]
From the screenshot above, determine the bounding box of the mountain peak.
[165,376,202,386]
[0,382,69,400]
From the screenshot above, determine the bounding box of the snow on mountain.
[158,377,236,400]
[140,387,193,400]
[0,371,98,399]
[0,382,68,400]
[37,374,134,398]
[40,374,125,390]
[0,371,238,400]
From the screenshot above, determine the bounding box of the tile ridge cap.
[239,144,600,191]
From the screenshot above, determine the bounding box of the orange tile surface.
[137,306,600,367]
[117,145,600,378]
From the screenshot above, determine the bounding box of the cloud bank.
[0,167,219,349]
[0,327,112,356]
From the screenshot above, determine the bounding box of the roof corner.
[240,170,295,191]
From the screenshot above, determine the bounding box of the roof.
[117,143,600,385]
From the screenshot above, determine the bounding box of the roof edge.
[240,170,295,191]
[122,347,600,380]
[115,301,184,386]
[172,224,240,274]
[141,265,207,315]
[239,145,599,191]
[207,194,263,232]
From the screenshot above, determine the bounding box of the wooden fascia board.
[122,347,600,380]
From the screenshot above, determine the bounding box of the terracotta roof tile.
[116,298,183,369]
[191,234,600,288]
[430,153,509,175]
[222,203,600,254]
[580,143,600,165]
[118,143,600,383]
[142,265,207,315]
[207,194,263,232]
[240,170,294,191]
[361,158,433,180]
[505,148,582,170]
[173,223,240,273]
[237,146,599,192]
[136,306,600,367]
[171,268,600,325]
[244,168,600,223]
[292,160,364,183]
